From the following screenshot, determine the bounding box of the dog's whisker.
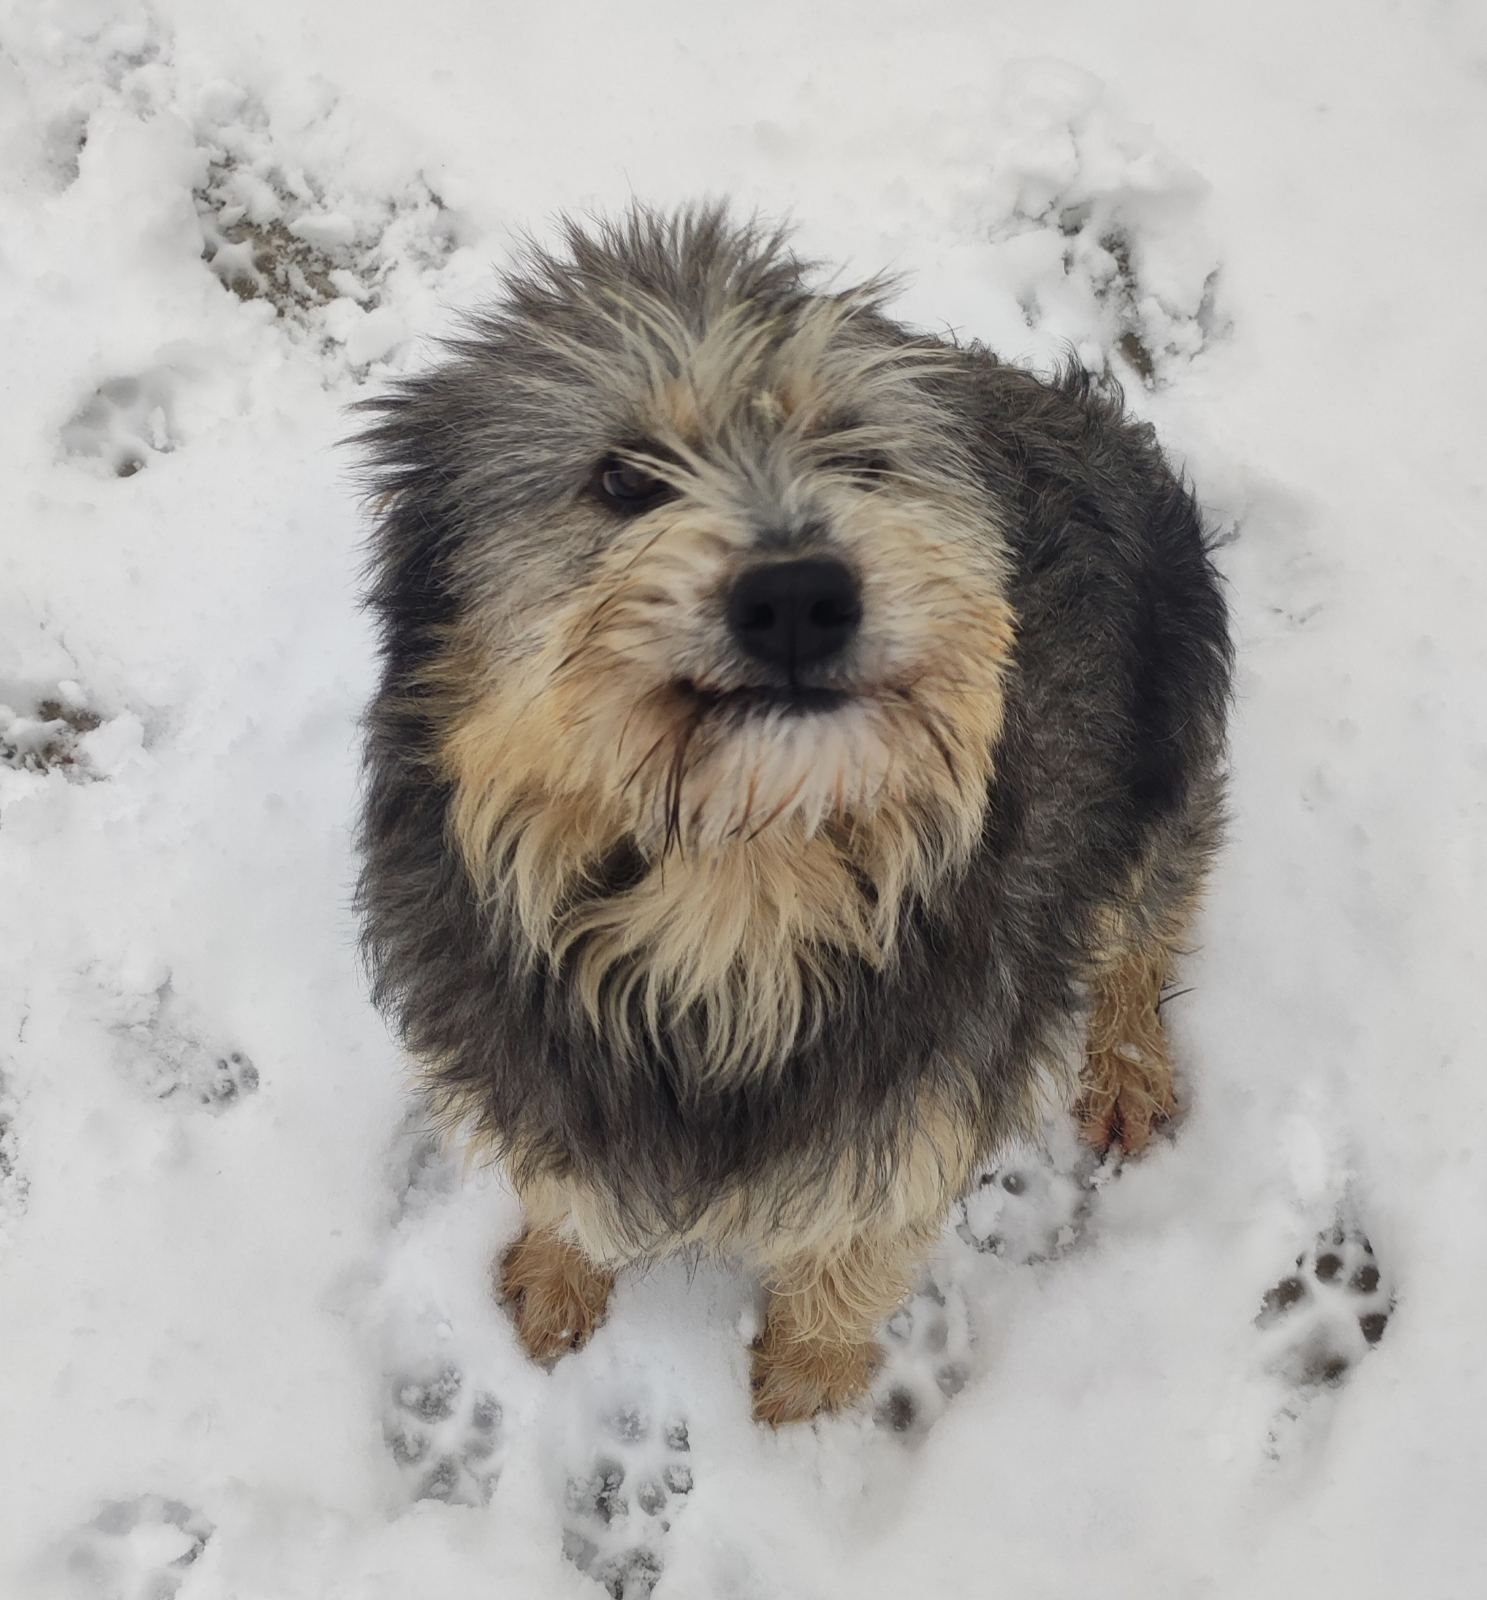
[621,725,675,795]
[741,773,811,845]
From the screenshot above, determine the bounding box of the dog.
[355,204,1231,1425]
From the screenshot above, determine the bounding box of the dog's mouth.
[675,680,852,718]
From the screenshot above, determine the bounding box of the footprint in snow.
[65,1494,213,1600]
[873,1276,973,1437]
[954,1126,1098,1264]
[0,691,104,779]
[383,1362,505,1507]
[1256,1216,1394,1387]
[113,981,259,1112]
[872,1125,1098,1438]
[0,1065,25,1227]
[60,370,181,479]
[561,1401,694,1600]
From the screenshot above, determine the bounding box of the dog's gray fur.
[354,205,1231,1249]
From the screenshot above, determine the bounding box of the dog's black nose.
[726,558,862,670]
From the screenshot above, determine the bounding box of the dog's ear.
[363,497,462,681]
[349,383,464,612]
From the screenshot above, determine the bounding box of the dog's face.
[368,210,1015,1069]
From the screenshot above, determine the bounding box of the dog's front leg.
[751,1228,930,1426]
[498,1224,615,1364]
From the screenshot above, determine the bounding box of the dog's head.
[361,206,1015,1070]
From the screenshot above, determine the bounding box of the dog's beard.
[432,491,1014,1078]
[435,645,1008,1081]
[617,683,960,854]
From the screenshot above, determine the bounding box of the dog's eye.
[594,456,671,513]
[823,451,892,485]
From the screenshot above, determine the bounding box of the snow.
[2,1,1484,1596]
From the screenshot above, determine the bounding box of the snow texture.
[1,1,1484,1596]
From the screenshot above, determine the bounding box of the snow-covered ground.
[2,1,1484,1595]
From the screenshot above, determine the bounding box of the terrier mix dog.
[356,205,1231,1425]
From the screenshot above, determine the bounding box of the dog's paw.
[498,1228,613,1366]
[1075,1041,1177,1157]
[382,1364,504,1507]
[65,1494,214,1600]
[561,1402,694,1599]
[872,1276,973,1437]
[750,1320,879,1428]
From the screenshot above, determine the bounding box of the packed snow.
[2,1,1484,1596]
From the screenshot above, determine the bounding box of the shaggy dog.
[355,205,1231,1425]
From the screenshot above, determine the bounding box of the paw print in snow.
[563,1405,694,1599]
[383,1364,504,1507]
[873,1277,973,1437]
[1256,1219,1394,1388]
[190,86,464,362]
[61,370,180,478]
[113,982,259,1112]
[66,1494,213,1600]
[0,689,104,778]
[194,1049,259,1110]
[979,60,1225,384]
[955,1135,1095,1264]
[0,1065,25,1226]
[387,1109,462,1222]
